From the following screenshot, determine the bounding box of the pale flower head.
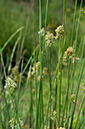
[71,94,75,103]
[64,47,74,58]
[5,77,17,92]
[9,118,15,129]
[38,28,45,37]
[55,25,64,39]
[28,70,31,80]
[45,31,54,47]
[43,67,47,75]
[36,62,40,70]
[63,47,74,66]
[28,62,40,80]
[37,75,40,82]
[50,110,57,121]
[9,117,24,129]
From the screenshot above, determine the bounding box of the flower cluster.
[63,47,74,66]
[4,77,17,108]
[38,28,45,37]
[4,77,17,93]
[43,67,47,75]
[64,47,74,58]
[50,110,57,121]
[4,66,20,94]
[28,62,40,80]
[28,62,47,82]
[9,118,14,129]
[9,117,23,129]
[55,25,64,39]
[71,94,75,103]
[10,66,20,83]
[45,31,54,47]
[38,25,64,47]
[4,66,20,108]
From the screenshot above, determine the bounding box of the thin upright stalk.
[63,0,66,28]
[29,75,33,128]
[38,0,43,128]
[16,61,23,114]
[65,1,83,127]
[0,48,21,129]
[0,74,10,127]
[61,58,71,127]
[57,39,61,128]
[74,96,85,129]
[74,0,83,52]
[71,0,77,46]
[0,87,2,129]
[77,117,85,129]
[45,45,52,129]
[69,58,85,129]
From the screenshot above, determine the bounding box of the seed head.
[50,110,57,121]
[71,94,75,103]
[36,62,40,70]
[43,67,47,75]
[5,77,17,92]
[55,25,64,39]
[63,47,74,66]
[64,47,74,58]
[9,117,23,129]
[28,62,40,80]
[38,28,45,37]
[45,31,54,47]
[9,118,15,129]
[11,66,20,83]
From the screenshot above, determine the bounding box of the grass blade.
[1,27,24,52]
[69,58,85,129]
[8,36,21,74]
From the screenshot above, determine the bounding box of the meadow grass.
[0,0,85,129]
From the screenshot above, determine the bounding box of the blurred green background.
[0,0,85,61]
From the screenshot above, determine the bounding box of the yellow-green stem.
[57,39,61,128]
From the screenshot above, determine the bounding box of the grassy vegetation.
[0,0,85,129]
[0,0,85,62]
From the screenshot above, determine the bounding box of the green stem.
[71,0,77,45]
[38,0,43,128]
[74,96,85,129]
[57,39,61,128]
[61,58,71,127]
[69,58,85,129]
[0,47,21,129]
[16,61,23,114]
[63,0,65,28]
[30,77,33,128]
[0,74,10,127]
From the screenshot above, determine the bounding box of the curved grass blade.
[8,36,21,74]
[1,27,24,52]
[22,45,38,75]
